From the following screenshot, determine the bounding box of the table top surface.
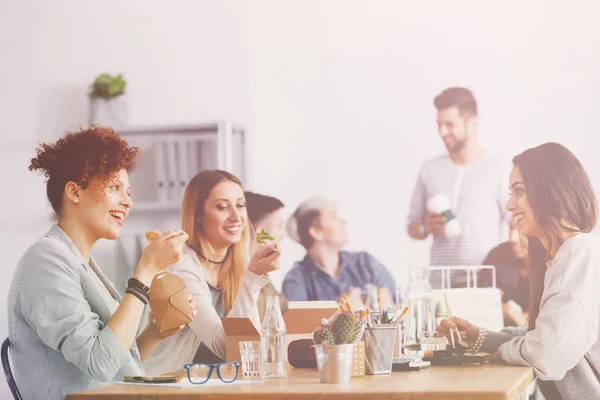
[66,363,534,400]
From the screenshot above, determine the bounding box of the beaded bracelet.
[467,327,487,354]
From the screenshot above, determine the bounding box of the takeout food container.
[222,301,339,362]
[149,272,193,337]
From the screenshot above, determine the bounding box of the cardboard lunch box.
[149,271,193,337]
[222,300,339,362]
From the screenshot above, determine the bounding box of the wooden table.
[66,364,534,400]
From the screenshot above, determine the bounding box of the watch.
[127,278,150,295]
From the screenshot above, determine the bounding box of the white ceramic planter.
[89,96,129,128]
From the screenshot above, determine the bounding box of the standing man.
[407,87,510,287]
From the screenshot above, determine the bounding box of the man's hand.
[425,211,447,237]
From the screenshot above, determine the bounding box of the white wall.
[0,1,248,397]
[2,0,600,397]
[245,0,600,291]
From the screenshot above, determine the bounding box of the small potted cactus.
[313,313,364,383]
[88,73,129,128]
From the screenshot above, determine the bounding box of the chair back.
[1,338,23,400]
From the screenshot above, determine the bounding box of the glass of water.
[239,341,262,379]
[420,331,447,351]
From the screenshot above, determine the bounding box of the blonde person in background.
[143,170,280,373]
[244,191,290,321]
[282,197,397,311]
[8,126,191,400]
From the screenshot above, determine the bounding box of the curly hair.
[29,124,142,215]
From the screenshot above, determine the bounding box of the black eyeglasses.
[183,362,240,384]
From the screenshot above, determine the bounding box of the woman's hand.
[148,294,197,339]
[436,316,480,349]
[247,243,281,275]
[135,230,189,285]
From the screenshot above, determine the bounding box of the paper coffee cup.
[426,194,462,239]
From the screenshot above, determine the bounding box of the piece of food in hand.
[146,230,161,242]
[256,229,275,245]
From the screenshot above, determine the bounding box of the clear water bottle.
[403,267,435,357]
[260,296,287,378]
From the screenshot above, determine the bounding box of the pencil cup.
[363,326,396,375]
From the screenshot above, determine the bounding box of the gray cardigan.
[482,233,600,400]
[7,225,144,400]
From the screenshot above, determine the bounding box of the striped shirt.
[407,154,510,287]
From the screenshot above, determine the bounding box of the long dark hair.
[513,143,597,329]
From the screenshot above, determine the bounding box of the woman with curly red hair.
[7,125,191,400]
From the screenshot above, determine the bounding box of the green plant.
[313,327,335,345]
[332,313,363,344]
[89,74,127,99]
[256,229,275,245]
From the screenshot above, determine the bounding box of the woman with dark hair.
[143,170,280,374]
[437,143,600,399]
[8,125,191,400]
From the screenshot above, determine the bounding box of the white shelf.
[130,203,182,213]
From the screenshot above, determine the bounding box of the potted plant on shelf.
[88,73,128,128]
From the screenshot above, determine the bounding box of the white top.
[407,154,510,284]
[143,244,269,375]
[499,233,600,399]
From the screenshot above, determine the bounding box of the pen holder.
[363,326,396,375]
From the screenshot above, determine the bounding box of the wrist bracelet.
[127,277,150,295]
[467,327,487,354]
[126,287,148,305]
[129,285,149,300]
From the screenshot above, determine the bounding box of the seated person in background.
[245,191,290,320]
[480,214,529,326]
[143,170,280,373]
[282,197,397,310]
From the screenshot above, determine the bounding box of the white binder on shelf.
[153,141,168,204]
[175,140,189,199]
[186,139,198,178]
[163,141,178,204]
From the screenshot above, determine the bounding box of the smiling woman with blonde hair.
[144,170,281,374]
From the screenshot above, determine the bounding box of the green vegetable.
[256,229,275,245]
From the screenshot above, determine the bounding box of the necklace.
[197,251,226,265]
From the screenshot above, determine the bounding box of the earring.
[74,198,79,203]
